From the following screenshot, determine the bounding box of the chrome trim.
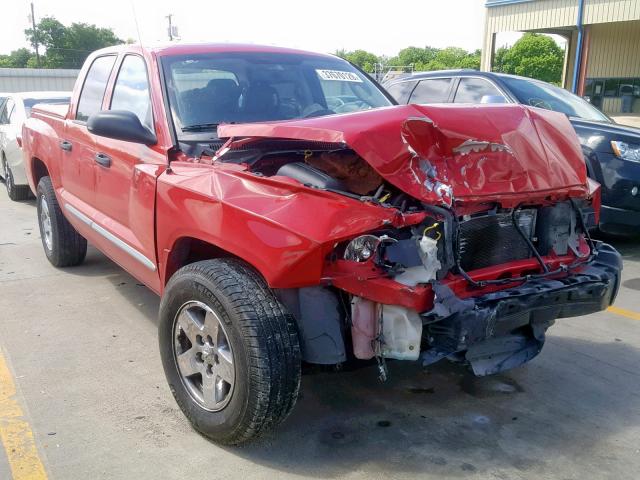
[65,203,157,271]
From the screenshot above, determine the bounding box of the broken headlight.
[344,235,381,262]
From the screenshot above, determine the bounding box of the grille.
[457,210,536,272]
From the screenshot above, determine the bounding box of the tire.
[159,259,301,445]
[36,176,87,267]
[3,155,32,201]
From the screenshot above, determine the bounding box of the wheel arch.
[163,236,245,287]
[30,157,50,190]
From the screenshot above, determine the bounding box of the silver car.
[0,92,71,201]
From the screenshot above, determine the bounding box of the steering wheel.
[529,98,552,110]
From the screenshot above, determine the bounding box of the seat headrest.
[242,83,279,115]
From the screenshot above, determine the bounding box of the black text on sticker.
[316,69,363,82]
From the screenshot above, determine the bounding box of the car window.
[0,99,10,125]
[110,55,153,131]
[76,55,117,122]
[23,97,70,118]
[385,81,417,104]
[500,76,611,123]
[409,78,452,104]
[453,77,502,104]
[163,52,392,135]
[2,99,15,125]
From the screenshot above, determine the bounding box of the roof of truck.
[93,42,335,59]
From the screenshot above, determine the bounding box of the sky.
[2,0,494,57]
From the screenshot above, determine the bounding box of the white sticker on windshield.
[316,69,363,83]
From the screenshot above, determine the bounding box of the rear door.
[62,54,117,206]
[90,53,164,290]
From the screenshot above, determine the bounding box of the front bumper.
[422,242,622,376]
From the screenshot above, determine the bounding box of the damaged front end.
[215,104,622,377]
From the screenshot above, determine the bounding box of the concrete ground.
[1,191,639,480]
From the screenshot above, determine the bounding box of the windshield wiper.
[181,123,220,132]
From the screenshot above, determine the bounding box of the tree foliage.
[334,49,380,73]
[0,48,34,68]
[493,33,564,84]
[336,45,481,74]
[24,16,123,68]
[0,16,123,69]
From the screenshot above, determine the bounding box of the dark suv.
[385,71,640,235]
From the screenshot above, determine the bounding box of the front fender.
[155,162,416,290]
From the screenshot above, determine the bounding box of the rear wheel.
[159,259,301,445]
[3,155,31,201]
[36,176,87,267]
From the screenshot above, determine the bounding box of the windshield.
[162,52,392,135]
[24,97,70,117]
[500,76,610,123]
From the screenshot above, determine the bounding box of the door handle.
[94,153,111,168]
[59,140,72,151]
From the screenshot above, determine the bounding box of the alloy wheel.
[172,301,235,411]
[40,196,53,250]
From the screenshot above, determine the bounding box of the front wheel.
[159,259,301,445]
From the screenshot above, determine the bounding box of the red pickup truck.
[22,43,621,445]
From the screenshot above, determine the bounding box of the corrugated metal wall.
[0,68,79,93]
[587,21,640,77]
[482,0,640,71]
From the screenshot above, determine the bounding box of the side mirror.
[87,110,156,145]
[480,94,507,104]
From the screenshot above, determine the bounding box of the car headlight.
[611,140,640,162]
[344,235,380,262]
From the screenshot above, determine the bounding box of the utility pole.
[165,14,173,41]
[30,2,41,67]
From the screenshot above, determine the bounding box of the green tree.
[388,46,438,68]
[335,49,379,73]
[494,33,564,84]
[0,48,35,67]
[25,16,123,68]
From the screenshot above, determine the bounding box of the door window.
[110,55,153,131]
[386,81,417,104]
[0,99,12,124]
[76,55,116,122]
[409,78,452,104]
[453,78,502,104]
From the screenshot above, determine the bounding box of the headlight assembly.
[611,140,640,162]
[343,235,381,262]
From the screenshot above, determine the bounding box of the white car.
[0,92,71,201]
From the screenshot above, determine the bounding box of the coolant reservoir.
[381,305,422,361]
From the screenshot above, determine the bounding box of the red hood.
[217,104,588,206]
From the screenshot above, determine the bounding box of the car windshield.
[500,76,610,123]
[24,97,70,117]
[162,52,392,135]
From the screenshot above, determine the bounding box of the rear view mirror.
[480,95,507,104]
[87,110,156,145]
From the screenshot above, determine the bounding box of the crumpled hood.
[217,104,589,206]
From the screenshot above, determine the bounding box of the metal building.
[481,0,640,114]
[0,68,79,93]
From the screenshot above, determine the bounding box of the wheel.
[36,176,87,267]
[159,259,301,445]
[3,155,32,201]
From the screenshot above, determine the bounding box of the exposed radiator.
[457,210,537,271]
